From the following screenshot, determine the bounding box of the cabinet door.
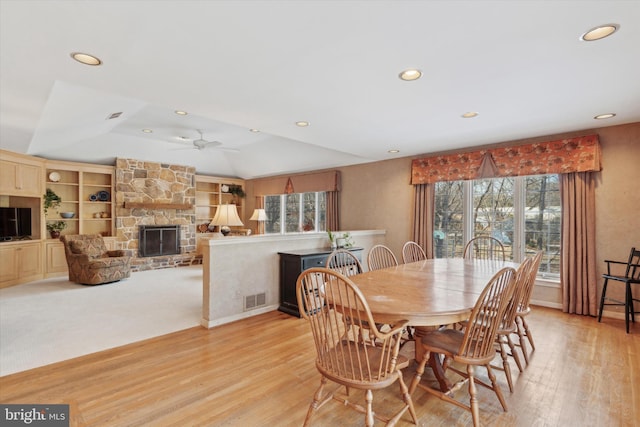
[0,246,18,282]
[17,163,42,196]
[0,161,18,194]
[18,243,42,277]
[46,241,68,274]
[0,161,41,196]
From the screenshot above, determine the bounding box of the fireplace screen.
[138,225,180,257]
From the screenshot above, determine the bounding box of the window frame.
[435,174,560,281]
[264,191,326,235]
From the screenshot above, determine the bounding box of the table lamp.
[249,208,267,234]
[209,204,244,236]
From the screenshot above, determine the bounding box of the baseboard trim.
[201,304,280,329]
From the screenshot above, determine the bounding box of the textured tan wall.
[593,123,640,316]
[337,157,414,259]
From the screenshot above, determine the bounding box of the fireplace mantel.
[123,202,194,210]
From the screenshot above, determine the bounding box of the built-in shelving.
[195,175,245,232]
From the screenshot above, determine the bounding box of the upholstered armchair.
[61,234,131,285]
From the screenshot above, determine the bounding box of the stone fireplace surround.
[114,158,201,271]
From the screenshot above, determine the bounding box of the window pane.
[472,178,515,260]
[265,195,281,234]
[285,194,300,232]
[302,193,316,231]
[525,174,561,277]
[434,181,464,258]
[317,192,326,232]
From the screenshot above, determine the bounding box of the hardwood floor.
[1,306,638,426]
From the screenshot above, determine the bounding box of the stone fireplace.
[115,158,200,271]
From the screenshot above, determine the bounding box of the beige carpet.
[0,265,202,376]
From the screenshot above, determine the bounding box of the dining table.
[349,257,519,391]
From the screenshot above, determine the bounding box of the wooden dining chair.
[296,268,418,427]
[402,241,427,264]
[325,249,363,277]
[493,256,534,391]
[409,266,517,427]
[598,247,640,333]
[463,235,506,261]
[367,244,399,271]
[513,251,543,365]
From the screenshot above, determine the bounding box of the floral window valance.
[411,134,601,184]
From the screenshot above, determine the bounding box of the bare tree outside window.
[434,174,561,278]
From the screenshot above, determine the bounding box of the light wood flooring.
[1,306,639,426]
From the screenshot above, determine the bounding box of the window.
[434,174,561,278]
[264,192,326,234]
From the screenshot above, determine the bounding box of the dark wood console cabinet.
[278,247,363,317]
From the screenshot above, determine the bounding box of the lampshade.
[209,204,244,236]
[249,209,267,221]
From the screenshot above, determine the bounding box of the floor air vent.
[244,293,266,311]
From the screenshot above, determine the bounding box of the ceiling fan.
[170,130,238,152]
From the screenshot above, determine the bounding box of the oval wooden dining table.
[349,257,519,391]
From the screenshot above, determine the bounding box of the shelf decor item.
[60,212,75,218]
[228,184,245,203]
[209,204,244,236]
[46,221,67,238]
[98,191,110,201]
[48,171,61,182]
[43,188,62,215]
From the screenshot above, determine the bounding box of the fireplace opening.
[138,225,180,257]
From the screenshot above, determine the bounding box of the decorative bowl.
[60,212,75,218]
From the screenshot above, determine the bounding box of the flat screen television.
[0,207,32,240]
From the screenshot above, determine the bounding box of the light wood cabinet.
[0,156,43,197]
[44,161,114,241]
[195,175,245,233]
[0,242,42,287]
[45,241,68,277]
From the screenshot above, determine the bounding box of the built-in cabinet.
[0,241,42,286]
[0,150,117,287]
[44,161,114,241]
[0,157,42,197]
[195,175,245,231]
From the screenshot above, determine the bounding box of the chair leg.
[598,278,609,322]
[628,283,636,324]
[304,376,328,427]
[522,317,535,351]
[515,318,529,366]
[397,371,419,424]
[486,363,508,412]
[364,389,374,427]
[506,334,524,372]
[467,364,481,427]
[409,349,430,394]
[625,283,632,334]
[498,338,514,392]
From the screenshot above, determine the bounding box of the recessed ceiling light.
[388,149,400,154]
[175,110,188,116]
[142,129,153,133]
[70,52,102,66]
[399,69,422,81]
[580,24,619,41]
[177,136,189,141]
[594,113,616,120]
[295,121,310,127]
[249,129,260,133]
[462,112,479,118]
